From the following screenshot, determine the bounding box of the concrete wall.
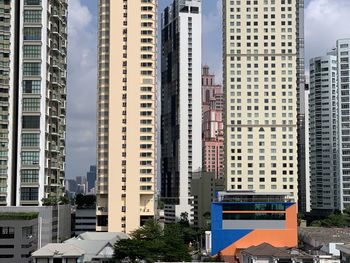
[0,218,38,263]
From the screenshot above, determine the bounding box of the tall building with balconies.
[309,54,339,213]
[337,39,350,211]
[223,0,302,199]
[96,0,157,233]
[161,0,202,223]
[0,0,67,206]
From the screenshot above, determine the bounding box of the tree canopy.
[114,220,192,262]
[310,208,350,227]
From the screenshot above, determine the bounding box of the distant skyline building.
[161,0,202,223]
[202,65,224,179]
[309,54,339,213]
[86,165,96,192]
[0,0,67,206]
[96,0,157,233]
[222,0,301,199]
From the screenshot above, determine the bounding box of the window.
[23,63,40,76]
[20,187,38,201]
[23,45,41,59]
[0,227,14,239]
[22,133,40,147]
[22,116,40,129]
[23,80,41,94]
[21,151,39,165]
[24,0,41,5]
[24,10,41,23]
[21,169,39,183]
[23,27,41,40]
[23,98,40,112]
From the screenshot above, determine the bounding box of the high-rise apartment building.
[309,54,339,213]
[161,0,202,223]
[307,39,350,214]
[96,0,157,233]
[298,84,310,214]
[0,0,67,206]
[337,39,350,210]
[202,65,224,179]
[223,0,302,199]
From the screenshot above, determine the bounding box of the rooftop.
[242,243,291,258]
[299,227,350,244]
[32,232,128,261]
[215,191,295,203]
[242,243,313,260]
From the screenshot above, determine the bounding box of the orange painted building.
[211,192,297,262]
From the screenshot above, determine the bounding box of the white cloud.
[66,0,97,179]
[305,0,350,72]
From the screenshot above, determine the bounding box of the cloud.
[66,0,97,179]
[305,0,350,74]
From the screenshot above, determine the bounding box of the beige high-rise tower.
[223,0,303,200]
[96,0,157,233]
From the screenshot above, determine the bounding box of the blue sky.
[66,0,350,179]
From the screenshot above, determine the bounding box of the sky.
[66,0,350,179]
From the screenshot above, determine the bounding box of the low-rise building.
[211,191,297,262]
[0,212,38,263]
[0,206,71,247]
[337,244,350,263]
[32,232,128,263]
[299,227,350,257]
[74,208,96,235]
[240,243,314,263]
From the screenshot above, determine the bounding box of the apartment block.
[307,39,350,214]
[223,0,301,199]
[337,39,350,210]
[161,0,202,223]
[202,65,224,179]
[309,55,339,213]
[96,0,157,233]
[0,0,67,206]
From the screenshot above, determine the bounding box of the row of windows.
[21,169,39,183]
[20,187,38,201]
[23,98,40,112]
[223,213,285,220]
[23,45,41,59]
[24,10,42,23]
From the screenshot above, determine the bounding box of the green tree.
[113,220,191,262]
[162,224,192,262]
[74,194,96,208]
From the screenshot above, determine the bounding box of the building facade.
[96,0,157,233]
[0,205,71,248]
[74,208,96,235]
[202,65,224,179]
[309,55,339,213]
[223,0,301,199]
[161,0,202,223]
[211,192,297,261]
[0,213,38,263]
[190,171,224,228]
[299,84,311,213]
[337,39,350,211]
[0,0,67,206]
